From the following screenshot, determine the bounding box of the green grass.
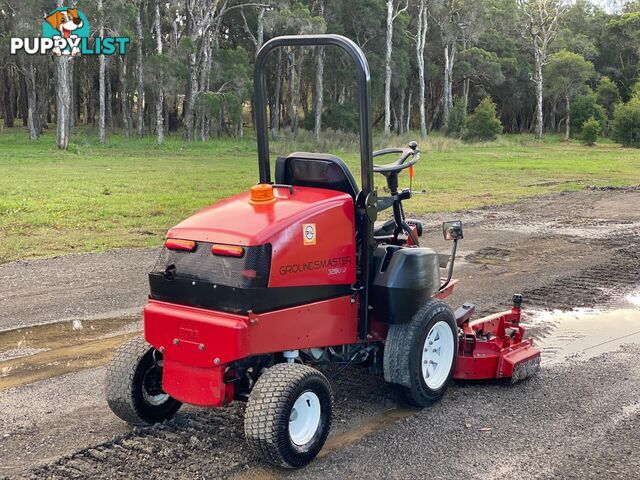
[1,127,639,263]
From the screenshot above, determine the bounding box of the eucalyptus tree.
[134,0,144,137]
[413,0,429,138]
[98,0,106,144]
[433,0,486,128]
[383,0,408,135]
[544,50,596,140]
[154,0,164,144]
[518,0,566,140]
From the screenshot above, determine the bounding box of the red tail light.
[212,244,244,258]
[165,239,197,251]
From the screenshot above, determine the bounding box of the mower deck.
[453,300,541,382]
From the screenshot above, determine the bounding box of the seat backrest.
[275,152,359,199]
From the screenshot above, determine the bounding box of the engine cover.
[149,186,357,314]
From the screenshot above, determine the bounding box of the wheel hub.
[421,320,455,390]
[288,391,321,446]
[142,365,170,406]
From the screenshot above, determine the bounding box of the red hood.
[167,186,352,246]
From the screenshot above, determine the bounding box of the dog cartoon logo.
[10,6,128,57]
[43,7,90,56]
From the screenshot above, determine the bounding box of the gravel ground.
[0,188,639,479]
[0,248,158,332]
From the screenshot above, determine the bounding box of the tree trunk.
[292,48,304,135]
[314,44,324,141]
[288,49,295,130]
[398,89,405,135]
[4,66,15,128]
[443,44,455,130]
[271,49,283,139]
[416,0,428,138]
[463,78,470,112]
[56,0,74,150]
[197,33,213,142]
[120,56,133,138]
[98,0,106,144]
[135,2,144,138]
[26,59,39,140]
[107,68,114,132]
[18,72,27,126]
[183,50,198,141]
[384,0,394,135]
[155,1,164,144]
[56,56,72,149]
[565,93,570,141]
[534,51,543,140]
[70,61,76,134]
[406,88,412,133]
[39,64,49,130]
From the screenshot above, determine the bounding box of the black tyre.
[244,363,333,468]
[105,336,182,425]
[384,299,458,407]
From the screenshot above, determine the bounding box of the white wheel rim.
[288,391,321,446]
[421,320,455,390]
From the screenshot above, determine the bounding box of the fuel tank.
[371,245,441,324]
[149,186,357,314]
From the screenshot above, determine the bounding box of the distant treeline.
[1,0,639,148]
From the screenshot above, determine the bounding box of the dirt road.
[1,188,639,479]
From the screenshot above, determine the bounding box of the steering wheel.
[373,141,420,175]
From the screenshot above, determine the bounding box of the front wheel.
[244,363,333,468]
[105,336,182,425]
[384,299,458,407]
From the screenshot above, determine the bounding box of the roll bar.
[253,35,375,341]
[253,34,374,197]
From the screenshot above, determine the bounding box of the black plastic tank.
[371,245,441,324]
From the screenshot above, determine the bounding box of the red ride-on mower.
[106,34,540,468]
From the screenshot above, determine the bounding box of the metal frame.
[253,34,375,340]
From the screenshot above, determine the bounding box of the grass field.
[1,128,639,263]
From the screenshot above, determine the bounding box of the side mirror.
[443,220,463,241]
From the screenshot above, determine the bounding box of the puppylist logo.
[10,7,129,57]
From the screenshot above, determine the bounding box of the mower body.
[107,35,539,468]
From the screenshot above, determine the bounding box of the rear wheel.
[384,299,458,407]
[106,336,182,425]
[244,363,332,468]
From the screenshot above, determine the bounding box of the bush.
[571,90,607,135]
[463,98,502,141]
[611,98,640,147]
[581,117,600,146]
[446,99,467,137]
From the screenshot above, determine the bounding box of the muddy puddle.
[525,307,640,365]
[0,317,140,390]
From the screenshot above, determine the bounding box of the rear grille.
[151,242,271,289]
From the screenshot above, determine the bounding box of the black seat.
[275,152,359,199]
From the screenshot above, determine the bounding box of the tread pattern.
[105,336,180,425]
[384,299,457,406]
[244,363,332,468]
[384,299,450,387]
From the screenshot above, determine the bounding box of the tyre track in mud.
[22,368,398,480]
[524,226,640,307]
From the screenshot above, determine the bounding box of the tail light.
[164,239,197,252]
[212,244,245,258]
